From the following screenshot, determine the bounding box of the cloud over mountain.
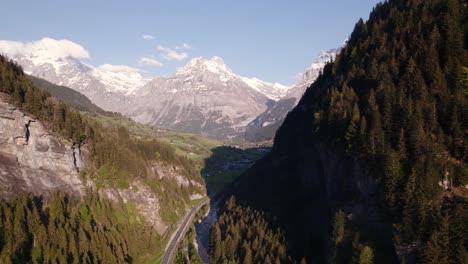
[142,34,155,40]
[157,45,188,61]
[0,37,90,59]
[139,57,163,66]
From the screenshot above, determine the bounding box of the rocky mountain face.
[245,48,340,141]
[0,93,204,235]
[0,94,85,199]
[127,57,273,142]
[10,55,146,112]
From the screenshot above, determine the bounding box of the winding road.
[162,198,209,264]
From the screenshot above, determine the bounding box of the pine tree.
[332,210,346,245]
[209,223,222,263]
[358,246,374,264]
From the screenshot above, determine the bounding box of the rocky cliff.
[0,94,205,235]
[0,94,85,199]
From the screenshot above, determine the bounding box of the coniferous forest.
[0,192,157,263]
[0,55,204,262]
[214,0,467,263]
[209,196,293,264]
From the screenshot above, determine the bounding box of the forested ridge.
[28,75,109,115]
[214,0,467,263]
[0,54,204,262]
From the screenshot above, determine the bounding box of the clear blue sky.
[1,0,381,85]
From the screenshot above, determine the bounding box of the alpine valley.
[7,45,337,142]
[0,0,466,264]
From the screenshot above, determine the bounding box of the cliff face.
[290,144,377,201]
[0,96,85,199]
[234,135,394,260]
[0,95,205,235]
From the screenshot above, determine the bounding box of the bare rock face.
[0,95,205,235]
[100,161,206,235]
[0,97,85,199]
[127,57,271,142]
[99,181,166,233]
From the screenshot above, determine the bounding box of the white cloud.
[96,64,142,73]
[157,45,188,61]
[139,57,163,67]
[0,37,90,59]
[176,43,193,50]
[142,34,155,40]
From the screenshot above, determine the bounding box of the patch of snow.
[241,77,291,100]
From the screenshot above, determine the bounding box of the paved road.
[162,198,209,264]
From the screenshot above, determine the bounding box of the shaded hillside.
[28,75,109,115]
[223,0,468,263]
[245,49,340,142]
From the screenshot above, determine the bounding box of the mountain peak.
[176,56,233,76]
[301,48,340,83]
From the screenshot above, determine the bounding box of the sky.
[0,0,381,85]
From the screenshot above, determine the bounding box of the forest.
[0,192,158,263]
[213,0,467,263]
[0,54,204,262]
[209,196,294,264]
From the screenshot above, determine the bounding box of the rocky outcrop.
[0,97,85,199]
[149,161,204,189]
[100,161,206,235]
[0,95,205,236]
[99,180,166,234]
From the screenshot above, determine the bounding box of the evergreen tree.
[358,246,374,264]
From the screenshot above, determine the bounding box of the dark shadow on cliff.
[221,145,397,264]
[200,145,271,197]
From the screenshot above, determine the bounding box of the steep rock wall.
[0,95,206,236]
[0,98,85,199]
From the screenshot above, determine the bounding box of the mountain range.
[7,48,338,141]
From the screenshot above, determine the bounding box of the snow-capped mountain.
[241,77,291,101]
[285,48,340,99]
[9,55,146,112]
[175,56,291,100]
[245,48,340,141]
[2,37,339,142]
[7,48,292,141]
[127,57,271,141]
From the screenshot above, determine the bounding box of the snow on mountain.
[127,57,271,141]
[1,37,340,142]
[92,65,147,95]
[241,77,291,101]
[285,48,340,99]
[176,56,233,77]
[9,55,146,112]
[175,56,291,100]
